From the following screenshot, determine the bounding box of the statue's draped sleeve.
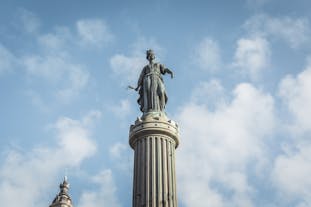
[137,66,146,112]
[160,64,166,74]
[137,66,145,88]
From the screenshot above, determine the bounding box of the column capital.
[129,114,179,149]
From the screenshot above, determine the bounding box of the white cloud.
[82,110,102,126]
[56,64,89,102]
[20,19,91,103]
[38,33,65,50]
[78,169,121,207]
[76,19,114,46]
[109,142,127,160]
[6,10,106,105]
[23,54,89,102]
[18,8,41,34]
[53,116,97,164]
[176,81,275,207]
[0,112,98,207]
[38,19,113,51]
[109,142,132,172]
[38,27,72,52]
[10,11,117,106]
[279,60,311,133]
[272,59,311,206]
[232,37,270,80]
[110,54,145,84]
[24,55,67,81]
[109,99,132,119]
[193,37,222,72]
[191,79,226,108]
[245,14,311,49]
[0,43,17,75]
[110,37,163,85]
[272,144,311,205]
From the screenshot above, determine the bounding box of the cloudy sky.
[0,0,311,207]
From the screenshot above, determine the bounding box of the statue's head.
[146,49,155,61]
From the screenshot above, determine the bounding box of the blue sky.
[1,0,311,207]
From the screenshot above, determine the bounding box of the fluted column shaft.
[129,116,179,207]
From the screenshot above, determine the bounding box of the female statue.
[134,50,174,113]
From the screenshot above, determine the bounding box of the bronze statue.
[129,49,173,113]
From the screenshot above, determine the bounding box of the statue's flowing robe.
[137,63,168,112]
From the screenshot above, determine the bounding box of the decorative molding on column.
[129,114,179,149]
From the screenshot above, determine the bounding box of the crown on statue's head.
[146,49,154,58]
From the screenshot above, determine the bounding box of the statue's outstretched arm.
[164,68,174,78]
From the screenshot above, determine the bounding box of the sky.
[0,0,311,207]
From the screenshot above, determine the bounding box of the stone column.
[129,114,179,207]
